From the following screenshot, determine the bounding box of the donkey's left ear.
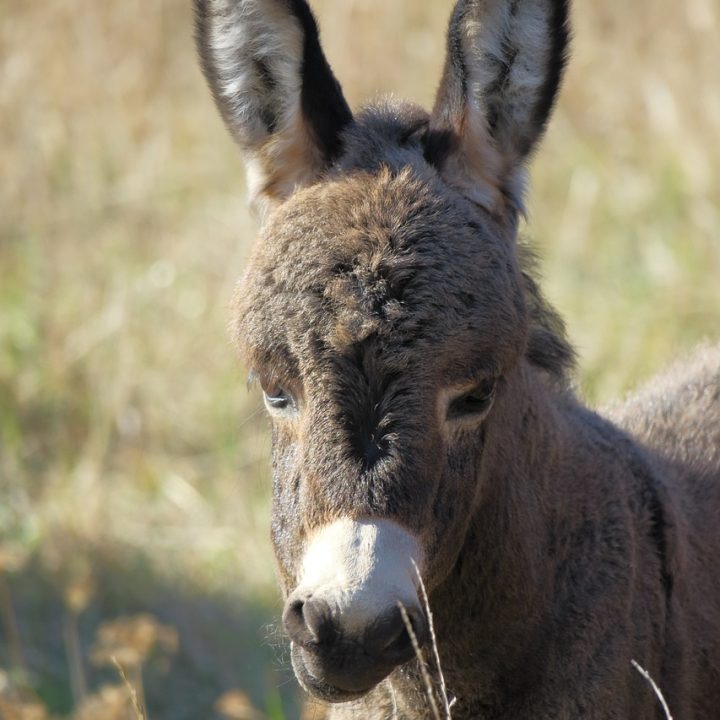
[427,0,570,215]
[194,0,353,219]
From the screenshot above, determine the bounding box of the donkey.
[194,0,720,717]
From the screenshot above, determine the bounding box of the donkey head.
[195,0,570,703]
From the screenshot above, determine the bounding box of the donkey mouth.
[290,640,411,703]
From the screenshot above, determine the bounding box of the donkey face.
[196,0,569,703]
[240,161,532,700]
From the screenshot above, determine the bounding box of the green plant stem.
[0,572,26,679]
[63,608,87,704]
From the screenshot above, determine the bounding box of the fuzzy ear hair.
[194,0,352,218]
[427,0,570,216]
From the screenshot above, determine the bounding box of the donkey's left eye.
[448,379,496,420]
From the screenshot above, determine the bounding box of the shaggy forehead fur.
[233,103,573,384]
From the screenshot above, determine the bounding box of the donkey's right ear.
[194,0,352,218]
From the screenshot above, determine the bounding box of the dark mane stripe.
[519,243,577,379]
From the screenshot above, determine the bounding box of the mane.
[517,240,577,381]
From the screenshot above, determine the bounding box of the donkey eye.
[447,379,496,420]
[263,387,294,412]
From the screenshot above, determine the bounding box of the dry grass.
[112,658,147,720]
[1,0,719,716]
[631,660,674,720]
[397,561,456,719]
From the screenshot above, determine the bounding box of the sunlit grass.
[0,0,718,716]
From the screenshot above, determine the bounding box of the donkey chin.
[281,518,428,702]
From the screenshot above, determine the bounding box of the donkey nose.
[283,590,428,664]
[283,593,335,647]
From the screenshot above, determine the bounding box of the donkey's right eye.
[263,387,295,412]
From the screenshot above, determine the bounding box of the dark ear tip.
[284,0,353,161]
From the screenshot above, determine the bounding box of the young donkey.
[195,0,720,717]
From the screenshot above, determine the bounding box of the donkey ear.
[427,0,569,215]
[194,0,353,218]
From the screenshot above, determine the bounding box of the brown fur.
[195,1,720,717]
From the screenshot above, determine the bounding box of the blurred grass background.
[0,0,718,717]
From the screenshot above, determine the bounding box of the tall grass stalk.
[64,608,87,704]
[112,656,148,720]
[0,573,26,680]
[398,602,441,720]
[412,560,454,717]
[631,659,674,720]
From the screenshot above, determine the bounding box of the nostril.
[303,597,334,645]
[391,605,428,654]
[283,598,311,646]
[282,594,334,647]
[382,622,411,655]
[404,605,429,648]
[364,605,428,663]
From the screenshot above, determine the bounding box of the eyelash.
[264,387,292,410]
[447,378,496,421]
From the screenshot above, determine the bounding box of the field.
[0,0,718,717]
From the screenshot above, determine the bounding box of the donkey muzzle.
[283,518,426,701]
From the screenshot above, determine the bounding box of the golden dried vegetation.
[1,0,718,717]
